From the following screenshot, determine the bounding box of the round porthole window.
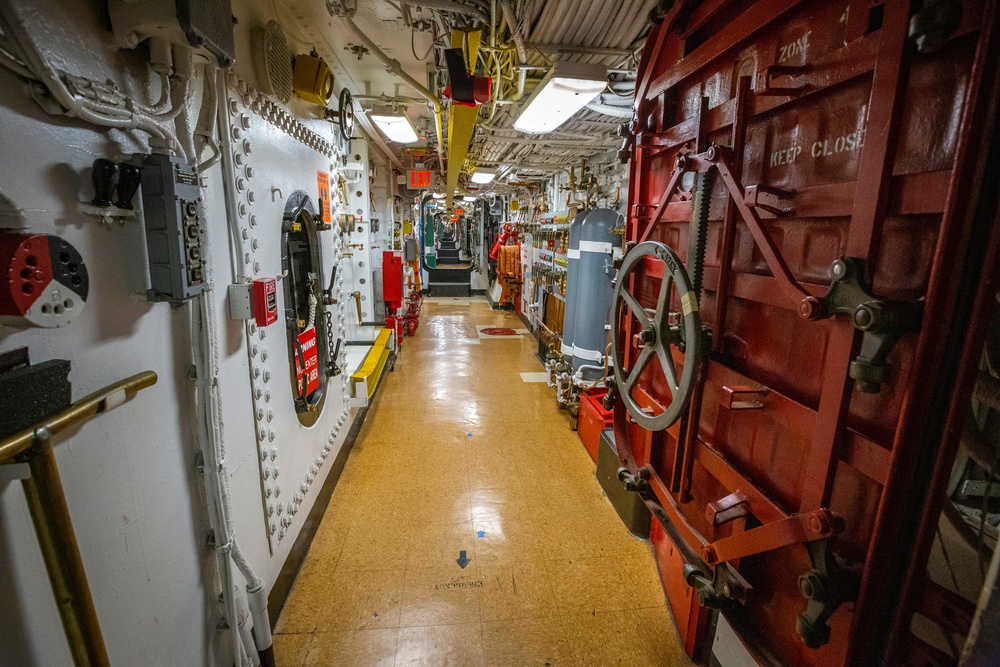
[281,192,330,426]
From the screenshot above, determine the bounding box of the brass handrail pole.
[0,370,158,667]
[0,371,158,463]
[21,437,109,667]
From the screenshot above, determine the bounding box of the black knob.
[115,162,142,210]
[91,158,119,207]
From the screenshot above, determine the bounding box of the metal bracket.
[682,561,752,609]
[706,491,749,527]
[816,257,923,392]
[756,64,808,96]
[617,119,637,164]
[720,385,767,410]
[642,144,920,393]
[0,461,31,482]
[796,537,861,649]
[701,508,843,565]
[603,376,619,411]
[744,184,794,216]
[618,466,650,493]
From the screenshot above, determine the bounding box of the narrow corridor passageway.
[273,297,690,666]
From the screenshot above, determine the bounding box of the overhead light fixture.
[369,110,419,144]
[470,168,496,184]
[432,192,445,199]
[513,61,608,134]
[462,196,477,203]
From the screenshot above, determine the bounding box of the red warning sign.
[317,170,331,223]
[295,327,320,397]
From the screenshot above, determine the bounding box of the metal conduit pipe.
[170,44,197,162]
[217,69,247,283]
[555,0,586,48]
[612,0,645,48]
[341,14,446,174]
[419,195,433,274]
[575,0,613,49]
[585,101,634,118]
[498,0,526,102]
[0,2,175,147]
[187,295,252,667]
[596,92,635,106]
[401,0,489,22]
[533,0,558,46]
[353,94,427,104]
[196,63,220,172]
[209,67,275,667]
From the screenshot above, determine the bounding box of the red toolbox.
[577,388,612,463]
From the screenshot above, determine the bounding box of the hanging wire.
[411,22,436,61]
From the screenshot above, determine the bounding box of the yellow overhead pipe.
[446,28,482,209]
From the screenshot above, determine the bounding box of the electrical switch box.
[228,283,252,320]
[382,251,403,308]
[228,278,278,326]
[252,278,278,326]
[135,154,207,304]
[403,238,418,262]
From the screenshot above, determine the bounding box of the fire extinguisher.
[489,223,514,261]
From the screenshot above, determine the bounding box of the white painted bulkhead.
[0,0,385,664]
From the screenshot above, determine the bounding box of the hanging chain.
[324,309,340,375]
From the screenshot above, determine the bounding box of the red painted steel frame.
[620,1,998,664]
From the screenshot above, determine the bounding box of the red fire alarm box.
[252,278,277,326]
[382,251,403,308]
[294,327,319,397]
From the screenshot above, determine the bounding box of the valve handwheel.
[611,241,702,431]
[338,88,355,141]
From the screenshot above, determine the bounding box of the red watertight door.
[613,1,1000,664]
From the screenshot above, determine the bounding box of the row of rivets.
[225,71,356,542]
[226,82,284,535]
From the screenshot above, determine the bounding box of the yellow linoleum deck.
[274,297,691,666]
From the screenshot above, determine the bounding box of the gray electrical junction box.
[136,154,207,303]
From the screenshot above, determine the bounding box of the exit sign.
[408,169,432,188]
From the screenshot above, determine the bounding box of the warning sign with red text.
[316,170,331,223]
[295,327,320,396]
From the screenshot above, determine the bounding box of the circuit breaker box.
[135,154,207,303]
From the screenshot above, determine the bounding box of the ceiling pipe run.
[499,0,527,102]
[402,0,489,22]
[585,101,634,118]
[341,14,446,175]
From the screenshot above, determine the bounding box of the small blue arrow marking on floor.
[476,531,485,538]
[467,433,473,437]
[456,551,470,569]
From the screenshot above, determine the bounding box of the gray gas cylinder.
[572,209,622,380]
[560,209,588,359]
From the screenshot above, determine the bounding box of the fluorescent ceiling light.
[369,111,419,144]
[471,168,496,184]
[462,196,477,202]
[432,192,445,199]
[513,61,607,134]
